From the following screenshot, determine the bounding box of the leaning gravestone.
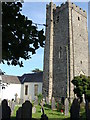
[85,100,90,120]
[22,100,32,119]
[34,96,38,105]
[64,98,69,116]
[32,106,36,113]
[51,97,56,110]
[70,98,80,120]
[46,97,49,105]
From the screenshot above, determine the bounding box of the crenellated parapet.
[46,2,87,18]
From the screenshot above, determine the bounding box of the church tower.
[43,1,88,101]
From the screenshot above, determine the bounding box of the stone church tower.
[43,1,88,101]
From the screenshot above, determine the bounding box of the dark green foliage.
[72,75,90,102]
[37,94,43,104]
[56,102,65,112]
[85,90,90,102]
[2,2,45,67]
[32,68,43,73]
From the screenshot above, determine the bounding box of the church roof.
[0,72,43,84]
[19,72,43,84]
[1,75,21,84]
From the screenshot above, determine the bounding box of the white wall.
[21,82,42,101]
[1,84,21,100]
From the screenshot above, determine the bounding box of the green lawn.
[12,104,70,120]
[11,103,86,120]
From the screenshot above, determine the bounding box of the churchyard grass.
[11,103,86,120]
[11,104,70,119]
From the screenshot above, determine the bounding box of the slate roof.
[1,75,21,84]
[0,72,43,84]
[19,72,43,84]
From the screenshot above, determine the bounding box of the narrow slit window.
[25,85,28,95]
[57,16,59,23]
[78,17,80,21]
[59,47,62,59]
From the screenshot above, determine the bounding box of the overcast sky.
[0,2,89,76]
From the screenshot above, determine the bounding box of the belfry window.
[59,47,62,59]
[78,16,80,21]
[57,16,59,23]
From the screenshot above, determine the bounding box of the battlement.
[69,2,87,18]
[47,2,87,18]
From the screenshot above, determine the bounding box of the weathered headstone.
[34,96,38,105]
[51,97,56,110]
[22,100,32,119]
[46,97,49,105]
[82,94,85,103]
[15,93,18,103]
[85,100,90,120]
[32,106,36,113]
[16,107,22,119]
[70,98,80,120]
[19,99,23,105]
[11,99,15,115]
[42,98,45,105]
[40,100,44,113]
[64,98,69,116]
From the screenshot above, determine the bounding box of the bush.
[37,94,43,104]
[85,90,90,102]
[56,102,65,112]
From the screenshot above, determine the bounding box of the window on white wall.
[25,85,28,95]
[34,84,38,96]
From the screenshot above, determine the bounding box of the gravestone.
[82,94,85,103]
[11,99,15,115]
[40,100,44,113]
[32,106,36,113]
[70,98,80,120]
[16,107,22,119]
[0,104,2,120]
[22,100,32,119]
[34,96,38,105]
[46,97,49,105]
[15,93,18,103]
[64,98,69,116]
[42,98,45,105]
[1,99,11,120]
[40,106,48,120]
[51,97,56,110]
[19,99,23,105]
[85,100,90,120]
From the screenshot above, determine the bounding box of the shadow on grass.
[11,117,40,120]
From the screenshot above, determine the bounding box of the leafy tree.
[32,68,43,73]
[72,75,90,102]
[2,2,45,67]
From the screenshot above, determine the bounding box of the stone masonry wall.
[43,2,88,100]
